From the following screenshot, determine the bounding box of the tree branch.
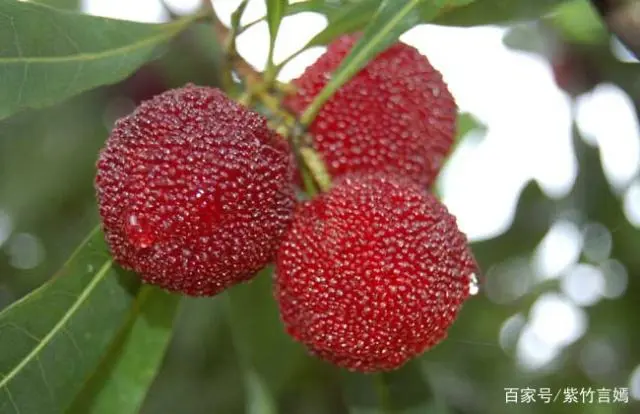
[205,3,262,86]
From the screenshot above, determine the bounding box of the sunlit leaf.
[0,226,140,414]
[305,1,379,48]
[68,286,180,414]
[0,0,203,120]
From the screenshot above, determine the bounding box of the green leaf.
[68,286,180,414]
[0,226,140,414]
[31,0,79,10]
[231,0,250,31]
[434,0,571,26]
[299,0,444,126]
[266,0,287,49]
[245,369,277,414]
[433,112,485,196]
[454,112,485,147]
[501,23,549,56]
[300,0,444,125]
[226,269,306,410]
[265,0,288,73]
[550,0,608,45]
[305,1,379,48]
[283,0,568,28]
[341,372,383,414]
[284,0,341,16]
[342,360,434,414]
[381,361,434,414]
[0,1,204,120]
[274,0,379,73]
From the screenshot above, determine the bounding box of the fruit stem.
[274,45,308,75]
[300,166,319,197]
[237,91,253,106]
[238,16,264,35]
[299,148,331,192]
[206,2,332,196]
[209,1,262,93]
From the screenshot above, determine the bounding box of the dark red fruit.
[275,174,477,372]
[286,34,456,189]
[96,85,295,296]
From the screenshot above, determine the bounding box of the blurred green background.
[1,0,639,413]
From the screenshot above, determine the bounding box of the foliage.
[0,0,639,413]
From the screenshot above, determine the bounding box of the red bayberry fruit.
[96,85,295,296]
[285,34,456,189]
[275,174,477,372]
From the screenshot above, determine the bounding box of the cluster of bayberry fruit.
[95,34,478,373]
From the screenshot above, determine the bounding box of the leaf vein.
[0,260,113,391]
[0,19,188,65]
[4,386,21,414]
[0,323,43,344]
[62,327,84,361]
[15,63,28,107]
[36,356,56,406]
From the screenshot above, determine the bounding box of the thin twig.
[205,3,262,86]
[202,1,331,193]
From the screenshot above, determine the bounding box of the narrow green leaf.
[0,226,140,414]
[434,112,485,198]
[434,0,571,26]
[305,1,379,47]
[68,286,180,414]
[274,0,379,72]
[453,112,485,151]
[550,0,608,45]
[265,0,288,73]
[299,0,444,126]
[0,1,204,120]
[501,23,548,56]
[266,0,287,48]
[231,0,250,31]
[342,360,434,414]
[285,0,572,28]
[284,0,341,16]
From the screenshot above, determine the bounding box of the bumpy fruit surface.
[285,34,456,188]
[275,174,477,372]
[96,85,295,296]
